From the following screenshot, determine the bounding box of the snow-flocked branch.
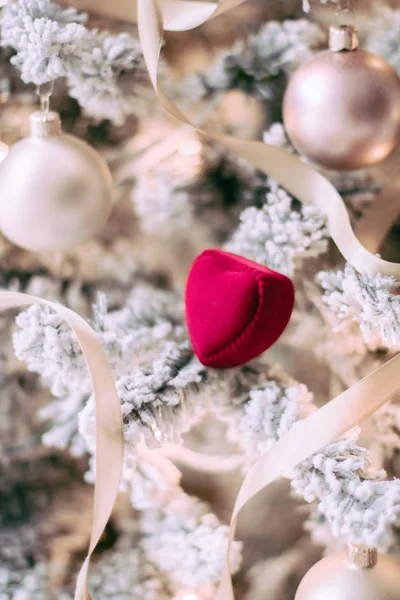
[67,30,155,125]
[317,264,400,351]
[225,179,328,276]
[139,493,242,589]
[223,372,400,548]
[196,19,325,100]
[0,0,155,124]
[0,0,88,85]
[13,226,400,554]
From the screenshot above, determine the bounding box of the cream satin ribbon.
[135,1,400,599]
[0,291,124,600]
[1,294,400,600]
[137,0,400,277]
[355,163,400,254]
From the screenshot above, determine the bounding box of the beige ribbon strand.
[355,165,400,255]
[138,0,400,277]
[135,1,400,598]
[2,290,400,600]
[0,291,124,600]
[215,352,400,600]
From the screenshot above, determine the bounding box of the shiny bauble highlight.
[295,549,400,600]
[283,47,400,170]
[0,111,113,252]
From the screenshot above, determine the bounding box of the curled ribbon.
[0,291,124,600]
[2,289,400,600]
[135,1,400,599]
[138,0,400,277]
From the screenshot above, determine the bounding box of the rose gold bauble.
[0,111,113,252]
[295,546,400,600]
[283,27,400,171]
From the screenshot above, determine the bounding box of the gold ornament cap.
[347,543,378,569]
[329,25,359,52]
[29,111,62,138]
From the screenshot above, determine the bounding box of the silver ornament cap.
[348,543,377,569]
[329,25,359,52]
[29,110,62,138]
[295,546,400,600]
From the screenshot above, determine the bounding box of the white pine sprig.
[79,340,206,458]
[237,381,314,456]
[317,264,400,350]
[291,431,400,548]
[0,0,154,123]
[13,294,134,398]
[67,30,154,125]
[225,179,328,276]
[139,493,242,589]
[0,0,88,84]
[198,19,325,100]
[115,341,204,446]
[88,548,171,600]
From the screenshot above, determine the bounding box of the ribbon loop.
[0,291,124,600]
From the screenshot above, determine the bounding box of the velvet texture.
[185,249,295,368]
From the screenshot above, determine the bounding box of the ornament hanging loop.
[36,81,55,115]
[33,81,61,138]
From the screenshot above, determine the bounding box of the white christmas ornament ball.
[0,111,113,252]
[295,546,400,600]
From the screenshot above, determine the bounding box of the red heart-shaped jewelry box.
[185,249,295,368]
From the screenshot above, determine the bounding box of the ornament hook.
[31,79,61,140]
[36,81,55,115]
